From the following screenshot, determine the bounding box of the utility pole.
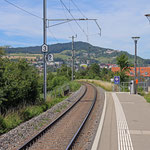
[87,45,91,65]
[43,0,47,100]
[70,35,77,81]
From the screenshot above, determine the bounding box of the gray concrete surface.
[117,93,150,150]
[98,93,118,150]
[97,92,150,150]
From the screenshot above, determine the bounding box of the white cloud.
[0,0,150,59]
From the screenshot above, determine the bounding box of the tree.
[88,63,100,79]
[100,68,114,81]
[0,59,40,113]
[57,64,71,80]
[89,63,100,74]
[75,69,88,79]
[116,54,130,82]
[116,54,130,72]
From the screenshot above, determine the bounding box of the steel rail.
[17,84,87,150]
[66,83,97,150]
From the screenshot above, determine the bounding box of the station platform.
[92,92,150,150]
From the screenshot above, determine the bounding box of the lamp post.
[132,37,140,94]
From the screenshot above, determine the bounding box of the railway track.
[17,82,97,150]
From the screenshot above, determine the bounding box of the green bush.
[94,76,100,80]
[0,59,40,113]
[47,76,69,91]
[41,103,48,111]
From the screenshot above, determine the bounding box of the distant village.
[3,53,150,78]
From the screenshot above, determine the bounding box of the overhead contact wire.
[3,0,42,20]
[60,0,88,37]
[70,0,87,19]
[60,1,76,35]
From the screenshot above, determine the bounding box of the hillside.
[4,41,150,65]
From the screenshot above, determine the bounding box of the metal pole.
[134,40,137,94]
[72,36,74,81]
[43,0,47,100]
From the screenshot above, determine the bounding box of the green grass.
[95,57,115,63]
[61,50,71,54]
[54,53,71,60]
[0,113,22,134]
[0,97,66,135]
[9,53,42,57]
[69,81,81,92]
[138,88,150,103]
[22,106,44,121]
[79,79,113,91]
[143,93,150,103]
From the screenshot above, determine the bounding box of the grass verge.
[144,93,150,103]
[139,91,150,103]
[78,79,113,91]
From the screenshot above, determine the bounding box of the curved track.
[17,82,97,150]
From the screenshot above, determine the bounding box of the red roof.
[111,67,150,77]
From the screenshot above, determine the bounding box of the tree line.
[0,45,131,114]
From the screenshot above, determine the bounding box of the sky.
[0,0,150,59]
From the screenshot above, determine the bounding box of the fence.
[121,82,130,92]
[121,81,148,92]
[138,82,148,92]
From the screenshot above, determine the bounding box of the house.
[111,67,150,77]
[100,64,117,69]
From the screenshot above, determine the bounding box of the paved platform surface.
[98,92,150,150]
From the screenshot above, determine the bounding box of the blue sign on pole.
[114,76,120,84]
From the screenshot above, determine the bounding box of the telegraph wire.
[69,0,101,37]
[48,28,59,43]
[3,0,101,39]
[70,0,87,19]
[60,1,76,35]
[3,0,42,20]
[59,0,88,37]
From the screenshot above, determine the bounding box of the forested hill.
[5,41,107,54]
[4,41,150,64]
